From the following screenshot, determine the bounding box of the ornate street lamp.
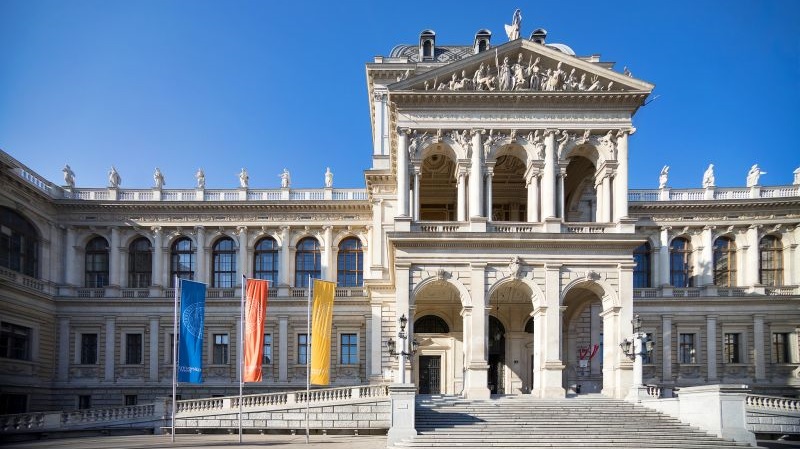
[620,314,656,400]
[386,314,419,384]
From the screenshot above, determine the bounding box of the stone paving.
[2,433,388,449]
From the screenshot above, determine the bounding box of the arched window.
[337,237,363,287]
[295,237,320,287]
[422,40,433,59]
[414,315,449,333]
[0,207,39,278]
[212,237,236,288]
[760,235,783,286]
[670,237,692,287]
[253,237,279,284]
[85,236,109,288]
[524,318,534,334]
[713,237,737,287]
[633,242,652,288]
[170,237,195,287]
[128,237,152,288]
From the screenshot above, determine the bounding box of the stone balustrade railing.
[634,285,798,299]
[629,184,800,202]
[0,402,165,434]
[59,187,369,202]
[176,385,390,415]
[0,266,55,294]
[746,394,800,413]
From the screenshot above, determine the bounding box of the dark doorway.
[418,355,441,394]
[488,316,506,394]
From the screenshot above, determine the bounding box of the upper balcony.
[629,185,800,202]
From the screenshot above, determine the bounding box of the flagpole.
[171,275,179,442]
[306,274,311,444]
[239,275,245,443]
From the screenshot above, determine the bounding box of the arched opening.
[212,237,236,288]
[295,237,321,287]
[564,155,598,222]
[490,153,527,222]
[562,285,604,394]
[488,316,506,394]
[419,149,457,221]
[413,280,461,394]
[128,237,152,288]
[633,242,652,288]
[488,282,534,394]
[713,236,737,287]
[337,237,363,287]
[253,237,279,283]
[85,236,109,288]
[170,237,195,287]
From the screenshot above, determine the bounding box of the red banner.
[243,279,269,382]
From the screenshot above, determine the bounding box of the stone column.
[152,227,163,287]
[109,227,120,287]
[460,306,472,390]
[395,263,411,383]
[701,226,714,286]
[469,130,483,218]
[57,316,69,382]
[370,302,383,378]
[66,227,80,286]
[397,129,409,217]
[746,225,760,286]
[413,166,421,221]
[613,129,630,221]
[278,315,288,382]
[557,167,567,219]
[539,264,565,398]
[371,200,383,269]
[279,227,291,288]
[237,226,248,282]
[661,315,673,383]
[595,178,604,222]
[456,168,467,221]
[484,166,494,221]
[659,227,671,286]
[149,316,159,381]
[542,131,556,219]
[323,225,333,281]
[372,92,387,156]
[526,173,539,222]
[104,316,116,382]
[601,174,612,223]
[465,263,490,398]
[706,315,718,381]
[753,315,765,381]
[195,226,206,283]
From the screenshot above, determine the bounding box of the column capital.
[150,225,162,235]
[471,128,485,136]
[398,127,411,135]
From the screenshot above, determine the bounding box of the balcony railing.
[59,187,369,202]
[634,285,798,298]
[629,185,800,202]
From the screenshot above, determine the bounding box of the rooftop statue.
[62,164,75,188]
[153,167,165,189]
[239,168,249,188]
[324,167,333,188]
[795,167,800,185]
[279,168,290,188]
[702,164,715,188]
[108,166,121,188]
[746,164,766,187]
[659,165,669,189]
[195,168,205,189]
[505,9,522,41]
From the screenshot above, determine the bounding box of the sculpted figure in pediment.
[527,57,541,91]
[408,131,428,159]
[545,62,565,91]
[473,63,496,91]
[498,56,512,91]
[556,130,572,156]
[512,53,528,90]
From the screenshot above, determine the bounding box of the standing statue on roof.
[702,164,715,188]
[659,165,669,189]
[279,168,290,188]
[324,167,333,188]
[195,168,205,189]
[62,164,75,189]
[746,164,766,187]
[505,9,522,41]
[153,167,165,189]
[239,168,249,188]
[108,166,121,188]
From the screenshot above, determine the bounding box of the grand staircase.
[392,395,754,448]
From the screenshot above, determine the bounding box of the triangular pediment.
[389,39,653,94]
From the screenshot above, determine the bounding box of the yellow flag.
[310,279,336,385]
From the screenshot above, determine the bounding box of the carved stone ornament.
[436,268,448,282]
[585,270,601,281]
[509,256,523,279]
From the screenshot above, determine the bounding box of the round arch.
[487,275,546,309]
[560,276,620,312]
[411,273,472,307]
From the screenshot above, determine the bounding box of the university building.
[1,23,798,415]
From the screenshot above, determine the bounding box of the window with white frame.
[0,321,32,361]
[723,332,743,364]
[771,331,795,364]
[124,333,143,364]
[263,333,272,364]
[340,333,358,365]
[213,334,229,364]
[678,333,696,364]
[297,333,308,364]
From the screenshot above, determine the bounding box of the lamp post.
[620,314,655,401]
[386,314,419,384]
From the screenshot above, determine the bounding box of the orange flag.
[310,279,336,385]
[243,279,269,382]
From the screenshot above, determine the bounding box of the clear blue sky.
[1,0,798,190]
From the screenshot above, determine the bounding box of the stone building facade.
[1,24,798,414]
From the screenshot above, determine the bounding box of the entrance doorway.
[418,355,441,394]
[488,316,506,394]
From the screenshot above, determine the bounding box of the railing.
[62,187,369,202]
[121,288,150,298]
[76,288,106,298]
[629,185,800,202]
[0,402,163,434]
[0,266,51,293]
[488,222,542,233]
[746,394,800,413]
[564,222,616,233]
[766,286,799,296]
[177,384,389,415]
[16,168,55,194]
[634,286,798,298]
[413,222,467,233]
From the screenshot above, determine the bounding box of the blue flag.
[178,279,206,383]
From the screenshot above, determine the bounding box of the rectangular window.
[80,333,98,364]
[297,334,308,365]
[0,393,28,414]
[263,333,272,365]
[0,321,31,361]
[772,333,791,364]
[124,394,137,406]
[642,333,654,365]
[679,333,696,364]
[125,333,142,364]
[213,334,229,364]
[723,333,741,364]
[340,333,358,365]
[78,395,91,410]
